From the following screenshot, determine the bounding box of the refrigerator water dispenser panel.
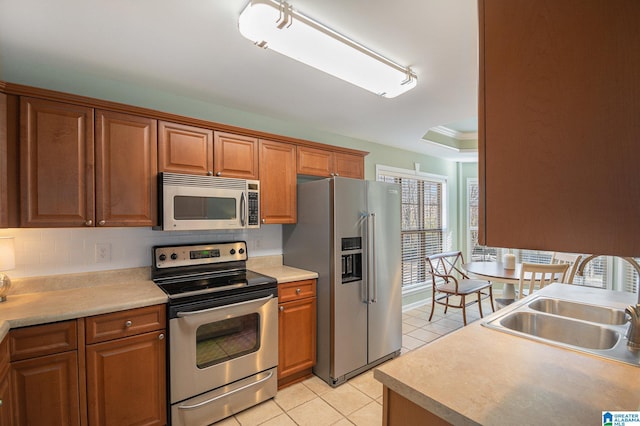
[341,237,362,284]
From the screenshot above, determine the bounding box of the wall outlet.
[95,243,112,263]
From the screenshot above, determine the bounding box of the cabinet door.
[479,0,640,256]
[96,110,157,227]
[158,121,213,175]
[0,337,11,426]
[333,152,364,179]
[86,330,166,426]
[278,297,316,379]
[20,97,94,227]
[0,374,11,426]
[0,93,18,229]
[259,139,297,224]
[11,351,80,426]
[297,146,333,177]
[214,131,259,179]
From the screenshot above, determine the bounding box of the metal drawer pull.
[177,295,273,317]
[279,306,284,312]
[158,333,165,340]
[177,371,273,410]
[125,320,132,327]
[296,288,301,294]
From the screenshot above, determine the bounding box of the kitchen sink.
[483,295,640,367]
[527,297,626,325]
[498,311,619,350]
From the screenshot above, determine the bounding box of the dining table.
[462,261,522,302]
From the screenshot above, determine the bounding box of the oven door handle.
[176,370,274,410]
[176,294,274,317]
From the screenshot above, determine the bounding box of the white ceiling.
[0,0,479,161]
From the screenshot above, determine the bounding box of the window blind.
[379,170,445,287]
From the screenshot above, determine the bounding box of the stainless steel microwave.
[157,172,260,231]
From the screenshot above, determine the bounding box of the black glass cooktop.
[157,270,277,300]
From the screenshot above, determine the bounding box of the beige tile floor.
[213,297,495,426]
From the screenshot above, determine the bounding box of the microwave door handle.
[240,192,246,227]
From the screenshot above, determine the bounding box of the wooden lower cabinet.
[383,386,451,426]
[0,336,12,426]
[8,305,167,426]
[11,351,80,426]
[278,279,316,388]
[86,330,166,426]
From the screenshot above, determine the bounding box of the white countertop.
[374,284,640,425]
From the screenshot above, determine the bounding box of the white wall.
[0,226,282,279]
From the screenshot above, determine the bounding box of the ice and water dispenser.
[341,237,362,283]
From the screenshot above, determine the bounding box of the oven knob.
[230,249,236,255]
[159,254,166,261]
[171,253,178,260]
[239,248,245,254]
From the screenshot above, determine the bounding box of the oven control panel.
[153,241,248,269]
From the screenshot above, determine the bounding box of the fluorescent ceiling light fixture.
[238,0,417,98]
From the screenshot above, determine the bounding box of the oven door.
[169,288,278,404]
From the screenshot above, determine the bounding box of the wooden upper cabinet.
[259,139,296,224]
[20,97,95,227]
[479,0,640,256]
[158,121,213,175]
[96,110,157,227]
[214,131,259,179]
[20,98,158,227]
[0,93,18,228]
[333,152,364,179]
[297,146,364,179]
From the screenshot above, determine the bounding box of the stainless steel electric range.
[152,241,278,426]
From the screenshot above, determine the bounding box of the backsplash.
[0,226,282,278]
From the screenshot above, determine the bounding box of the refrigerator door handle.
[370,212,377,303]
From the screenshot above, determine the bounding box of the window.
[377,165,447,288]
[467,179,496,261]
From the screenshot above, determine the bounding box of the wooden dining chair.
[518,262,570,299]
[426,251,495,326]
[550,252,583,284]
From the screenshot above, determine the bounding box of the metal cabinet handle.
[85,220,93,226]
[279,306,284,312]
[158,333,165,340]
[207,171,213,176]
[296,288,301,295]
[178,371,273,410]
[216,171,222,176]
[125,320,132,328]
[98,220,106,226]
[177,295,274,317]
[0,399,3,407]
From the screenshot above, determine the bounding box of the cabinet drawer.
[9,320,77,362]
[278,280,316,303]
[86,304,166,345]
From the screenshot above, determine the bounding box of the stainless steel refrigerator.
[283,177,402,386]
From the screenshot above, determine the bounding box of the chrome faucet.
[626,305,640,350]
[576,255,640,305]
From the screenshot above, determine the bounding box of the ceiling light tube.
[238,0,417,98]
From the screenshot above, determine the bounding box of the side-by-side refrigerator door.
[332,178,368,380]
[366,181,402,362]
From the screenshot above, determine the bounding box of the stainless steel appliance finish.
[157,172,260,231]
[283,177,402,386]
[152,241,278,426]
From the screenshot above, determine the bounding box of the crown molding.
[430,125,478,141]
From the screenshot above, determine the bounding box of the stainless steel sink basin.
[499,311,619,350]
[527,297,627,325]
[483,295,640,367]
